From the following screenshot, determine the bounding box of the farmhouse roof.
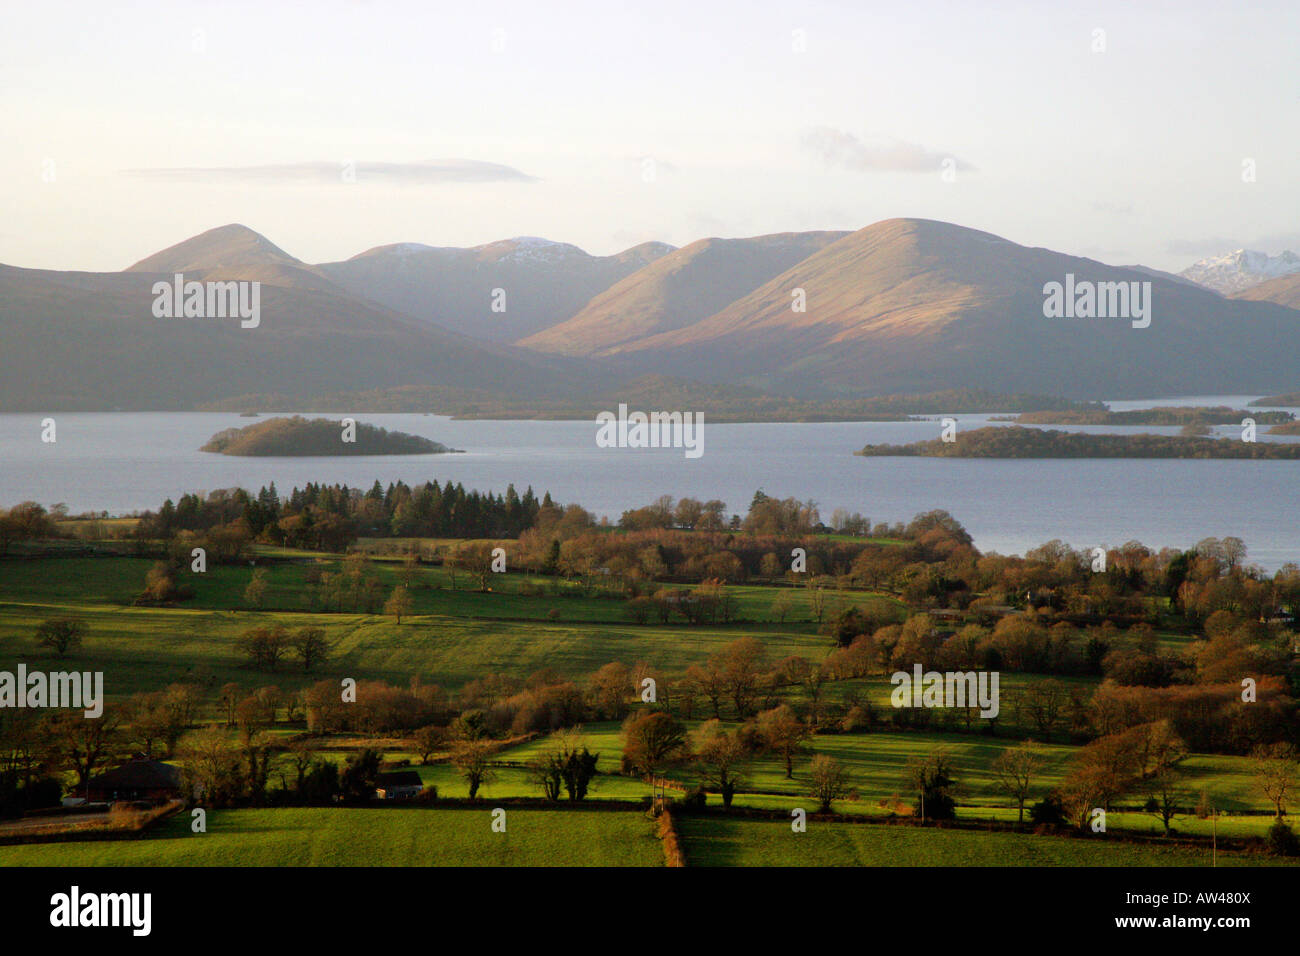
[376,771,424,789]
[88,758,181,791]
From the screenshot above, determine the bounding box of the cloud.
[801,127,974,173]
[121,159,537,185]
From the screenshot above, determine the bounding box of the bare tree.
[992,741,1045,825]
[758,704,810,779]
[1254,743,1297,818]
[808,755,851,813]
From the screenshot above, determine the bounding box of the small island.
[1251,391,1300,407]
[201,416,461,456]
[1267,421,1300,436]
[857,425,1300,459]
[990,406,1293,426]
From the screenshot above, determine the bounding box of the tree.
[590,662,632,719]
[526,750,564,801]
[621,711,688,782]
[808,754,851,813]
[411,725,445,765]
[722,637,767,718]
[243,568,268,608]
[757,705,810,779]
[693,720,750,808]
[35,618,87,657]
[907,750,957,821]
[340,748,384,803]
[177,725,244,807]
[1020,680,1068,742]
[684,662,726,719]
[218,683,242,728]
[450,739,495,799]
[384,585,414,624]
[1254,743,1297,818]
[237,625,288,672]
[284,738,316,794]
[770,590,794,624]
[992,741,1045,825]
[557,732,599,801]
[48,709,122,792]
[807,584,827,624]
[451,543,496,591]
[292,627,330,672]
[1144,769,1188,836]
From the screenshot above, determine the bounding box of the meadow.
[0,545,1292,865]
[0,808,663,867]
[674,816,1286,867]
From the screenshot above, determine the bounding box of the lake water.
[1,395,1297,570]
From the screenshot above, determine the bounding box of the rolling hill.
[539,218,1300,399]
[315,236,676,342]
[1233,272,1300,310]
[518,231,848,355]
[6,218,1300,410]
[0,226,586,410]
[125,223,344,295]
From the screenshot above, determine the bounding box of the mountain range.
[1179,249,1300,295]
[2,220,1299,411]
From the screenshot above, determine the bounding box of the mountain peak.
[1179,248,1300,294]
[125,224,300,274]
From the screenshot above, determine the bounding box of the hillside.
[571,218,1300,399]
[0,236,586,411]
[9,219,1300,410]
[519,231,848,355]
[125,223,344,295]
[200,416,458,456]
[315,237,676,342]
[1233,272,1300,310]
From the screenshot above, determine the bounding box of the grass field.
[1,549,1290,863]
[674,816,1291,867]
[0,556,852,700]
[0,808,663,867]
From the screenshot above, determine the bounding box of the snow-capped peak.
[1179,248,1300,294]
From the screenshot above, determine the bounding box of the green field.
[1,547,1291,865]
[0,556,850,700]
[675,816,1289,867]
[0,808,663,867]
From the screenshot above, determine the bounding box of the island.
[990,406,1293,426]
[1251,391,1300,407]
[856,425,1300,459]
[195,381,1102,422]
[201,416,462,456]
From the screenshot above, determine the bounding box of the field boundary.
[656,810,687,867]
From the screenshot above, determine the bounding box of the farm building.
[85,757,182,803]
[374,771,424,801]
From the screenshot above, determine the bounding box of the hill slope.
[518,231,848,355]
[0,228,585,410]
[315,237,675,342]
[125,223,344,295]
[1233,272,1300,310]
[580,218,1300,399]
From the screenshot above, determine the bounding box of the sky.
[2,0,1297,272]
